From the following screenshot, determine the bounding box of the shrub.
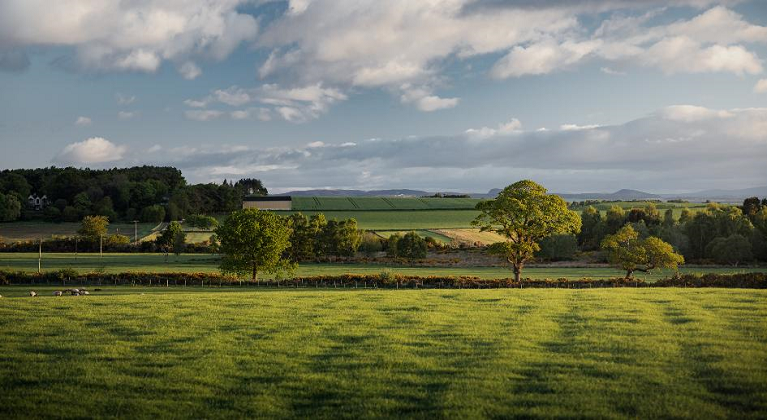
[537,234,578,261]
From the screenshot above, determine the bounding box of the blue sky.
[1,0,766,193]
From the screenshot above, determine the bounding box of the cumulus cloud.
[127,105,766,192]
[0,0,258,75]
[661,105,733,122]
[74,116,92,126]
[255,2,767,102]
[54,137,127,164]
[755,79,767,94]
[184,83,347,122]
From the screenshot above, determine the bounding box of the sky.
[0,0,766,194]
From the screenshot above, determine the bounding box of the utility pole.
[133,220,139,245]
[38,238,42,274]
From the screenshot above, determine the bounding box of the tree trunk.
[513,265,522,283]
[252,264,258,283]
[625,270,633,280]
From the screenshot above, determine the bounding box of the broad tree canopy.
[601,225,684,278]
[216,209,294,280]
[473,180,581,281]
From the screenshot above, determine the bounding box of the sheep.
[70,289,80,296]
[53,291,63,297]
[29,291,37,297]
[81,291,90,295]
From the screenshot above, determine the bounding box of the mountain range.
[277,186,767,202]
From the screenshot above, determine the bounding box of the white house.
[27,194,48,211]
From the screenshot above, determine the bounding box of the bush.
[359,232,383,256]
[397,232,428,261]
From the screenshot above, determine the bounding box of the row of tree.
[578,200,767,265]
[0,167,267,223]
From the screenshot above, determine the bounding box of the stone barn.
[242,196,292,210]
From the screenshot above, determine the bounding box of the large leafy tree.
[472,180,581,281]
[216,209,294,281]
[78,215,109,239]
[601,225,684,279]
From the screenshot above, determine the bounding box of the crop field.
[290,196,483,211]
[0,253,764,281]
[271,210,480,230]
[0,221,158,242]
[0,288,765,418]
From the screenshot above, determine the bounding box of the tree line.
[0,166,266,223]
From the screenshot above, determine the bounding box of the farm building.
[243,196,292,210]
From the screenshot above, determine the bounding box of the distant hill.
[278,186,767,202]
[556,189,661,201]
[664,186,767,202]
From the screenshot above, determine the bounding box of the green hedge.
[1,270,764,288]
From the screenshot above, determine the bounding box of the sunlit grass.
[0,288,765,418]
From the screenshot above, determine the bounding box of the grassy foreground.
[1,288,766,418]
[1,252,765,281]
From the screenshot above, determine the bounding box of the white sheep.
[29,291,37,297]
[53,291,63,297]
[82,291,90,295]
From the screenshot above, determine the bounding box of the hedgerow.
[1,270,764,288]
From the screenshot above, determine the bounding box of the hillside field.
[0,253,764,281]
[0,288,765,418]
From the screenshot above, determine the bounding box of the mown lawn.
[0,253,765,281]
[0,288,765,418]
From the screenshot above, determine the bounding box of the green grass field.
[0,288,765,418]
[0,253,764,281]
[0,221,158,242]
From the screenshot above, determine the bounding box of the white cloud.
[0,0,258,75]
[183,99,208,108]
[644,36,762,75]
[186,83,347,122]
[466,118,522,139]
[184,110,224,121]
[491,40,601,78]
[755,79,767,94]
[179,61,202,80]
[560,123,602,131]
[54,137,126,164]
[115,93,136,105]
[600,67,626,75]
[74,116,92,126]
[147,145,162,153]
[117,111,136,120]
[661,105,733,122]
[399,85,459,112]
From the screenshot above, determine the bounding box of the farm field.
[0,253,764,281]
[271,210,480,230]
[0,288,765,418]
[0,221,158,242]
[290,196,483,211]
[374,230,453,243]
